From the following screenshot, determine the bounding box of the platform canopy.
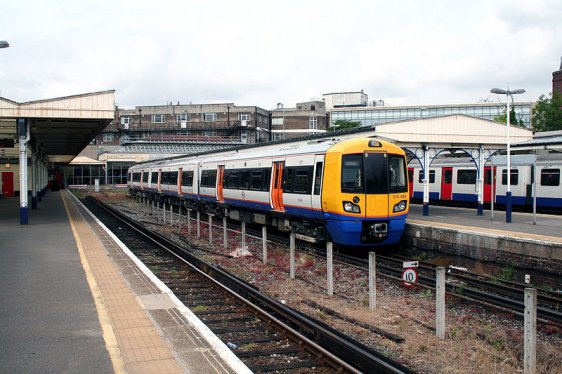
[0,90,115,164]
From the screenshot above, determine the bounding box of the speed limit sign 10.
[402,267,418,288]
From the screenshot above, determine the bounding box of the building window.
[203,131,216,137]
[120,117,130,125]
[309,116,318,130]
[102,133,114,142]
[311,105,316,111]
[272,117,283,125]
[239,113,249,121]
[204,113,216,122]
[176,113,190,122]
[152,114,165,123]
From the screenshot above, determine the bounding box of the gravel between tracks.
[91,191,561,374]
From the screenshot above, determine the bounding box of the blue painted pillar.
[506,191,512,223]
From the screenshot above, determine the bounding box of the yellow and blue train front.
[322,144,409,246]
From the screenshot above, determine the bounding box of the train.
[408,153,562,209]
[127,137,409,247]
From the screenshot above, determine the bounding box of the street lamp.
[490,87,525,223]
[0,41,9,48]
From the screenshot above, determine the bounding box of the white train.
[408,153,562,209]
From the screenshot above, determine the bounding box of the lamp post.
[227,105,230,127]
[490,87,525,223]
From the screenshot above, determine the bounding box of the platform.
[405,204,562,274]
[0,190,249,374]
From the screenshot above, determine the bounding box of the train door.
[271,161,285,211]
[408,168,414,198]
[441,167,453,200]
[2,171,14,197]
[216,165,225,202]
[311,155,324,218]
[483,166,495,203]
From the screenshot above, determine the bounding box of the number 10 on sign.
[402,268,418,288]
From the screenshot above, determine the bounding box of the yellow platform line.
[61,191,127,374]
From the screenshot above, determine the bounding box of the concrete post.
[369,252,376,309]
[524,288,537,374]
[289,232,296,279]
[327,242,334,296]
[262,225,268,265]
[170,204,173,225]
[223,216,228,249]
[187,210,192,235]
[196,211,200,238]
[436,267,446,339]
[208,214,213,243]
[178,208,182,229]
[241,221,246,250]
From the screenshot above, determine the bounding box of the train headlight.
[393,200,407,213]
[343,201,361,213]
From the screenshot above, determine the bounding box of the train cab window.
[341,155,364,193]
[142,172,149,183]
[541,169,560,186]
[200,170,217,188]
[313,162,323,195]
[457,170,477,185]
[151,172,159,184]
[501,169,519,185]
[388,155,407,193]
[182,171,194,187]
[418,170,435,183]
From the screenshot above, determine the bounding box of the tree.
[532,92,562,132]
[493,107,525,127]
[328,120,362,132]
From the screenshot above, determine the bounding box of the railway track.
[84,196,415,374]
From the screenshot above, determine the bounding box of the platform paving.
[0,191,246,373]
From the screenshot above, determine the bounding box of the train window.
[169,172,178,186]
[294,169,312,194]
[541,169,560,186]
[200,170,217,188]
[250,170,264,191]
[341,154,364,193]
[226,171,239,189]
[263,168,271,191]
[388,155,407,193]
[161,172,169,185]
[501,169,519,185]
[418,170,435,183]
[313,162,323,195]
[182,171,194,187]
[443,169,453,184]
[364,153,387,194]
[408,169,414,183]
[151,172,158,184]
[133,172,141,182]
[484,168,493,184]
[240,170,250,190]
[283,168,294,193]
[142,172,149,183]
[457,170,477,185]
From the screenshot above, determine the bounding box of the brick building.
[553,57,562,95]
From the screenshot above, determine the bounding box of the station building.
[324,91,534,128]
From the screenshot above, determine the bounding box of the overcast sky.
[1,0,561,110]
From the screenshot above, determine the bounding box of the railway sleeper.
[247,359,321,373]
[236,347,301,359]
[203,316,254,325]
[212,324,269,335]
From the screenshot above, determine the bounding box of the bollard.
[436,267,446,339]
[163,202,166,222]
[289,232,296,279]
[262,226,268,265]
[197,211,201,238]
[170,204,173,225]
[178,208,182,229]
[241,221,246,250]
[187,210,192,235]
[223,216,228,249]
[369,252,376,309]
[208,214,213,243]
[327,242,334,296]
[524,288,537,374]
